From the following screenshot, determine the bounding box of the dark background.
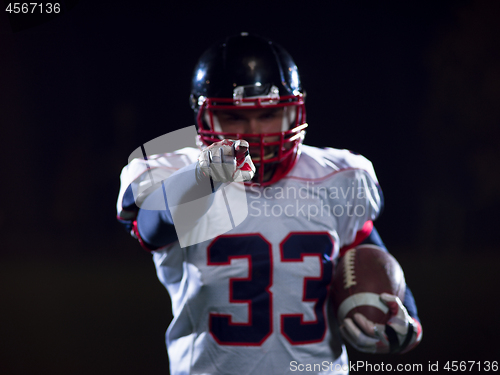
[1,0,499,374]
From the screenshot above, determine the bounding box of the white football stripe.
[337,292,388,321]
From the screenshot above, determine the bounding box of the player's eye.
[260,110,281,120]
[221,113,243,122]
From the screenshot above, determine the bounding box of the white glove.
[198,139,256,183]
[340,293,422,354]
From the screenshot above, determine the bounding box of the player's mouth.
[251,151,275,161]
[250,145,278,162]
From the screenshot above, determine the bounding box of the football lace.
[343,249,357,289]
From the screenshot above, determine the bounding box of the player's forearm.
[136,162,221,249]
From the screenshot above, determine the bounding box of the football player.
[116,33,422,375]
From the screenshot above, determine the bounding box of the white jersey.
[117,145,383,375]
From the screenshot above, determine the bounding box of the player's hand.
[197,139,256,182]
[339,293,422,354]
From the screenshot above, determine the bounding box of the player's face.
[214,108,283,160]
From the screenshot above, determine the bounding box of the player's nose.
[245,118,263,134]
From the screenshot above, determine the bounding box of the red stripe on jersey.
[338,220,373,258]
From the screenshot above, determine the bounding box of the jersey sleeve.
[330,166,383,250]
[322,149,383,248]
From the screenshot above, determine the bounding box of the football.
[331,244,406,325]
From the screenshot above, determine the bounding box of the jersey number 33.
[207,232,334,346]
